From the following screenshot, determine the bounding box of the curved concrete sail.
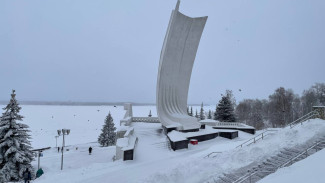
[156,0,208,131]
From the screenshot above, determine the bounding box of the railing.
[132,117,160,123]
[280,140,323,168]
[216,122,243,127]
[210,111,321,182]
[236,111,319,148]
[233,138,325,183]
[286,111,319,129]
[236,129,278,148]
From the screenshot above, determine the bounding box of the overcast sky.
[0,0,324,104]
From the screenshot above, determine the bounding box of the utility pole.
[55,136,59,148]
[38,151,41,169]
[57,129,70,170]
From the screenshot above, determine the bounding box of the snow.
[152,119,325,183]
[123,127,134,137]
[1,104,324,183]
[116,138,128,147]
[258,148,325,183]
[167,126,219,142]
[200,119,218,123]
[122,136,137,151]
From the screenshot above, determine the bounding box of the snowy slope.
[151,119,325,183]
[258,148,325,183]
[1,105,324,183]
[31,122,252,183]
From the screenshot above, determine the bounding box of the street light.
[57,128,70,170]
[55,136,59,148]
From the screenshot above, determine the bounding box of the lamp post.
[55,136,59,148]
[32,147,50,170]
[57,129,70,170]
[37,151,43,170]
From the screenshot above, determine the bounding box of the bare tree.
[268,87,295,127]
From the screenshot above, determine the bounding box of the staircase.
[204,111,323,183]
[152,137,172,150]
[235,110,320,148]
[236,129,278,148]
[211,137,325,183]
[285,111,319,129]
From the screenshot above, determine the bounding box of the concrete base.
[179,128,200,133]
[188,132,219,142]
[219,131,238,139]
[162,126,177,135]
[169,138,189,151]
[162,125,200,134]
[168,130,238,151]
[213,127,255,134]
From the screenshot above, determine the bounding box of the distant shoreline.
[0,101,202,106]
[0,101,155,106]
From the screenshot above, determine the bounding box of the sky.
[0,0,324,104]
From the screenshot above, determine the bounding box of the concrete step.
[261,161,279,168]
[222,174,237,182]
[283,148,300,154]
[278,153,294,159]
[212,138,324,183]
[218,176,233,183]
[267,157,285,165]
[281,150,299,156]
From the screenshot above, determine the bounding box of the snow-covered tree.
[214,91,236,122]
[190,107,193,116]
[199,103,205,120]
[250,109,265,130]
[98,112,117,146]
[195,109,199,118]
[0,90,34,182]
[207,110,212,119]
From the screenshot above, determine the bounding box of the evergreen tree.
[187,107,190,116]
[200,103,205,120]
[214,93,236,122]
[195,109,199,118]
[0,90,34,182]
[214,104,218,120]
[190,107,193,116]
[207,110,212,119]
[98,112,117,146]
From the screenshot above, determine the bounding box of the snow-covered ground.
[258,148,325,183]
[0,104,211,149]
[151,119,325,183]
[1,105,324,183]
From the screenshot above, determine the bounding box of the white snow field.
[258,148,325,183]
[1,105,324,183]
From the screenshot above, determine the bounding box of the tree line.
[236,83,325,129]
